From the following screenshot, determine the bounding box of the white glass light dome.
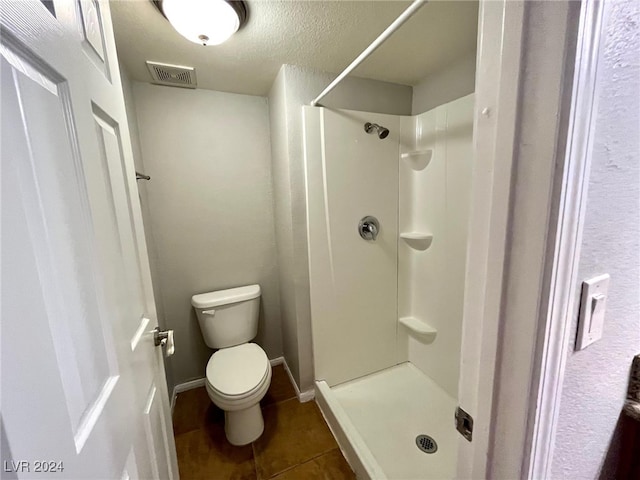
[161,0,244,46]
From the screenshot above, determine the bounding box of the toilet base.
[224,403,264,446]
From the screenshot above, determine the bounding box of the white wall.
[411,53,476,115]
[552,0,640,477]
[268,65,413,392]
[132,83,283,386]
[398,94,474,398]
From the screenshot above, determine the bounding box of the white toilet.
[191,284,272,446]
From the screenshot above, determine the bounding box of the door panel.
[1,1,177,478]
[91,106,147,340]
[121,449,140,480]
[79,1,106,62]
[143,385,173,480]
[3,55,120,451]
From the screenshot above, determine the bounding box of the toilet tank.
[191,285,261,349]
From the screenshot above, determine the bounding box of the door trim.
[524,0,608,477]
[460,0,600,477]
[456,0,525,476]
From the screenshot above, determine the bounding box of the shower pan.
[303,94,475,479]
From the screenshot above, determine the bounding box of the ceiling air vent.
[145,61,197,89]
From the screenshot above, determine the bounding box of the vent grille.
[146,61,197,89]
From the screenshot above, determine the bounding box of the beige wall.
[123,65,411,393]
[120,67,175,392]
[411,53,476,115]
[268,68,300,388]
[268,65,413,392]
[131,83,282,387]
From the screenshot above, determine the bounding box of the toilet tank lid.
[191,284,261,308]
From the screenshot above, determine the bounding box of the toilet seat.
[206,343,270,400]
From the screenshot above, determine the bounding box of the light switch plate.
[576,274,610,350]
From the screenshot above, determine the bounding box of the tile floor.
[172,365,356,479]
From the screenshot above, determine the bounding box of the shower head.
[364,122,389,140]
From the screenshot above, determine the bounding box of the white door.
[1,1,178,479]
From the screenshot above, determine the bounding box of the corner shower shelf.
[400,149,432,170]
[400,232,433,250]
[399,317,437,343]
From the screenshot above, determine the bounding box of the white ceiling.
[111,0,478,96]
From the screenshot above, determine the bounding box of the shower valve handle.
[365,222,377,236]
[358,216,380,241]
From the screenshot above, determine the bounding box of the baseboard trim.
[174,377,206,393]
[298,389,316,403]
[169,355,315,414]
[270,356,285,367]
[281,357,315,403]
[171,377,206,415]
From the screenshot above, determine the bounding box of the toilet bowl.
[205,343,272,445]
[191,285,271,446]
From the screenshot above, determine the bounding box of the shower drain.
[415,434,438,454]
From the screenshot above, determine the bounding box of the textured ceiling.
[112,0,478,96]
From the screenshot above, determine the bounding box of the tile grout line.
[252,442,259,480]
[266,395,297,408]
[261,396,299,412]
[259,393,344,479]
[256,397,297,479]
[174,368,333,480]
[266,446,340,479]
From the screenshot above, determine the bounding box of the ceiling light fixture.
[154,0,247,46]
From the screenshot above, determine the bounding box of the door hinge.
[455,406,473,442]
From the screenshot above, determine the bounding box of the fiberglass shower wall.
[304,94,474,392]
[398,94,474,398]
[304,108,400,387]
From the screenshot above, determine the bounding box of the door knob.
[154,327,175,357]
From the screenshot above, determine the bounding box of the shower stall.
[303,94,474,479]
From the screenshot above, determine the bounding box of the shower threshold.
[316,363,458,480]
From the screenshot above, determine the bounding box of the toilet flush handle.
[202,309,216,316]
